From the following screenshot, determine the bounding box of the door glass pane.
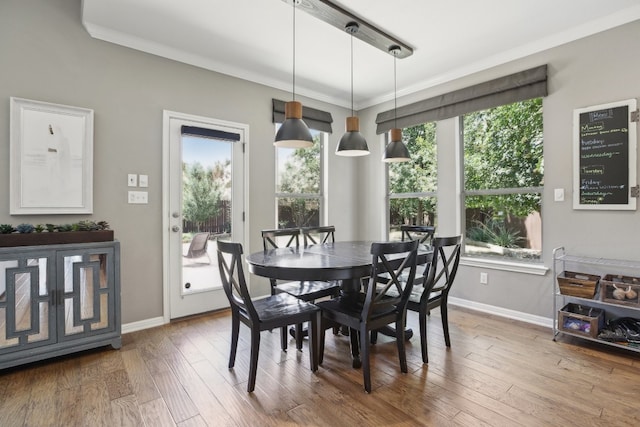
[181,135,231,294]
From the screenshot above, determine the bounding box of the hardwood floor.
[1,306,639,426]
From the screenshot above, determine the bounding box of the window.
[275,130,325,228]
[388,122,437,240]
[462,98,543,261]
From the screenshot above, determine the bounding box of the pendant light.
[274,0,313,148]
[382,45,410,163]
[336,22,369,157]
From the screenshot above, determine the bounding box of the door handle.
[172,226,180,232]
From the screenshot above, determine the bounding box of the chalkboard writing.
[577,105,629,205]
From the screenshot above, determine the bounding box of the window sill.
[460,256,548,276]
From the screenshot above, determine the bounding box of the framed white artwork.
[10,97,94,214]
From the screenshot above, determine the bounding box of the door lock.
[172,226,180,232]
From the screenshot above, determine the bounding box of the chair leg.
[419,307,429,364]
[349,328,361,369]
[229,312,240,368]
[319,318,326,365]
[281,326,288,351]
[396,316,408,373]
[295,322,304,351]
[308,312,319,371]
[441,302,451,347]
[370,330,378,344]
[359,325,371,393]
[248,328,261,393]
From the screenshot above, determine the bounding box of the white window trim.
[460,256,548,276]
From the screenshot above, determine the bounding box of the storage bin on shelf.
[558,303,605,338]
[557,271,600,298]
[600,274,640,307]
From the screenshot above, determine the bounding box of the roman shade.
[376,65,548,134]
[181,125,241,141]
[273,99,333,133]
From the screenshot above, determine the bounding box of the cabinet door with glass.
[0,249,56,355]
[57,246,117,341]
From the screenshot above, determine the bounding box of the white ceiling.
[82,0,640,110]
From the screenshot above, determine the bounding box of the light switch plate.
[139,174,149,187]
[127,174,137,187]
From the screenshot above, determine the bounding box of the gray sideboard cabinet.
[0,241,121,369]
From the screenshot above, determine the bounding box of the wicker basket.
[558,303,605,338]
[557,271,600,298]
[600,274,640,307]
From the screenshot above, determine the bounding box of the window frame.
[274,129,326,228]
[386,122,438,239]
[459,98,544,264]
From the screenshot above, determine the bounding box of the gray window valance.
[272,99,333,133]
[376,64,548,134]
[181,125,241,141]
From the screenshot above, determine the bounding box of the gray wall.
[358,20,640,320]
[1,0,639,325]
[0,0,359,324]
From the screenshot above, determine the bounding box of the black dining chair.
[400,225,435,247]
[261,228,300,251]
[301,225,336,246]
[262,227,341,349]
[317,240,419,393]
[407,235,462,363]
[216,240,320,392]
[401,224,435,288]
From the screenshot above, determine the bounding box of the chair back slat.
[302,226,335,246]
[363,240,419,320]
[217,240,260,321]
[420,236,461,304]
[261,228,300,250]
[401,225,435,246]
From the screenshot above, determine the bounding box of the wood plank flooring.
[1,306,639,426]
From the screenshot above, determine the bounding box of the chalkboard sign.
[573,99,637,210]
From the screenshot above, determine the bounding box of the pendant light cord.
[394,53,397,129]
[350,32,354,117]
[292,1,296,102]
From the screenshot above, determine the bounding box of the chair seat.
[253,293,320,325]
[316,297,396,323]
[275,280,341,301]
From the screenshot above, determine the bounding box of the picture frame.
[572,98,637,210]
[10,97,94,214]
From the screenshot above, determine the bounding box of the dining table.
[245,240,432,367]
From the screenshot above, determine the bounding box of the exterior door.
[163,111,246,320]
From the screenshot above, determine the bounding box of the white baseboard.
[449,296,553,328]
[120,300,553,335]
[122,316,166,334]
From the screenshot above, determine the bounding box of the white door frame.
[162,110,249,323]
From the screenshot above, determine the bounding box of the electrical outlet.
[480,272,488,285]
[554,188,564,202]
[128,191,148,204]
[127,174,137,187]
